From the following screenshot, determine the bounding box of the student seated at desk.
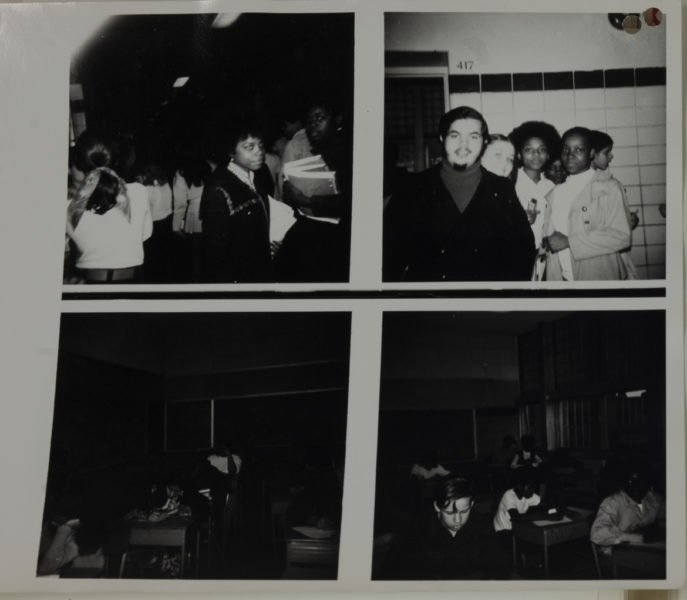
[493,469,543,534]
[382,477,498,580]
[590,467,663,553]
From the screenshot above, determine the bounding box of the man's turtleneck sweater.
[439,159,483,213]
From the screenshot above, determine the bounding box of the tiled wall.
[449,67,667,279]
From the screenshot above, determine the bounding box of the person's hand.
[270,240,282,257]
[283,181,309,207]
[546,231,569,252]
[525,207,539,225]
[629,211,640,230]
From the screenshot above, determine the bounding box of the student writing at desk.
[590,467,664,551]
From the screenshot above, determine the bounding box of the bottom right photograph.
[371,310,666,581]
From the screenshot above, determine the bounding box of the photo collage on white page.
[0,0,683,595]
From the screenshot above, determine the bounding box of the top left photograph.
[64,11,354,285]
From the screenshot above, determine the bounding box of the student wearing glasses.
[542,127,631,281]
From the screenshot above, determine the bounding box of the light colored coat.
[543,169,631,280]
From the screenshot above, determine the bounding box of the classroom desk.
[118,515,199,578]
[611,541,666,578]
[511,507,594,577]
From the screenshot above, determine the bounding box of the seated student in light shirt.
[542,127,631,281]
[590,467,663,553]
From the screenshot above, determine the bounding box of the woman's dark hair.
[433,476,473,509]
[74,130,117,173]
[135,162,169,186]
[227,126,264,154]
[590,130,614,152]
[509,121,562,164]
[520,434,537,451]
[438,106,489,140]
[85,170,120,215]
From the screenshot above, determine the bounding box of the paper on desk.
[532,516,573,526]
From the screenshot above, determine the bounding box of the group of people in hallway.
[64,100,352,284]
[383,106,641,282]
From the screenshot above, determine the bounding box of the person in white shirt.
[508,121,562,280]
[493,472,542,533]
[66,131,152,283]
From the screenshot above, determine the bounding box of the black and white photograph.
[36,312,351,580]
[372,310,667,580]
[64,12,354,285]
[383,12,668,283]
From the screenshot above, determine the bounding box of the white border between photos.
[0,0,683,595]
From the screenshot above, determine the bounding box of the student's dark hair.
[590,130,614,152]
[85,169,120,215]
[419,450,440,470]
[74,130,117,173]
[561,126,593,148]
[509,121,562,162]
[438,106,489,140]
[488,133,511,144]
[513,467,539,488]
[433,476,473,509]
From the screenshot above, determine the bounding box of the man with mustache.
[383,106,535,282]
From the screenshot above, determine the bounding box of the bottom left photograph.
[37,311,351,580]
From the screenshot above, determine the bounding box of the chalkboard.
[376,409,475,466]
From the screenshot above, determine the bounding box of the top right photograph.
[382,11,667,283]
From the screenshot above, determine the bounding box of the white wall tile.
[635,265,649,279]
[647,265,665,279]
[642,204,666,225]
[637,145,665,165]
[637,125,665,145]
[542,111,576,135]
[605,87,635,108]
[640,184,665,205]
[482,92,513,114]
[631,225,646,246]
[483,114,516,136]
[630,245,648,267]
[607,127,637,147]
[513,91,544,113]
[574,89,605,110]
[450,92,481,111]
[610,146,637,167]
[646,245,666,266]
[611,166,640,186]
[635,85,666,107]
[640,165,666,185]
[544,90,574,112]
[624,186,641,205]
[644,225,666,245]
[636,106,666,126]
[605,107,636,128]
[574,109,605,129]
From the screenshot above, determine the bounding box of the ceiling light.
[211,13,241,28]
[173,77,190,88]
